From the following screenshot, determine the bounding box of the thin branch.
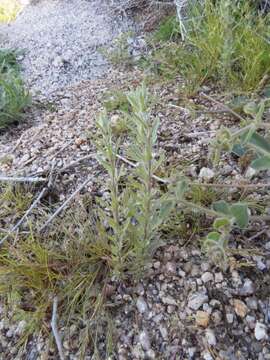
[248,228,267,241]
[0,175,46,183]
[51,297,65,360]
[200,92,246,122]
[116,154,170,184]
[11,133,25,153]
[39,176,92,232]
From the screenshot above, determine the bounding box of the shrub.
[0,49,30,129]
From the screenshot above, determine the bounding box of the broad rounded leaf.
[230,203,249,228]
[251,156,270,171]
[213,217,231,230]
[213,200,230,215]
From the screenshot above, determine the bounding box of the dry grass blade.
[0,186,47,246]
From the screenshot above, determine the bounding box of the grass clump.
[0,0,22,23]
[0,49,30,129]
[146,0,270,93]
[100,32,134,67]
[0,192,111,354]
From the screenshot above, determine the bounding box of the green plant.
[100,32,134,67]
[0,75,31,129]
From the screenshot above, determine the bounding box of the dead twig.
[248,228,267,241]
[51,296,65,360]
[0,175,47,183]
[116,154,170,184]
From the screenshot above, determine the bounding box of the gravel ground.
[0,70,269,359]
[0,0,134,96]
[0,2,270,359]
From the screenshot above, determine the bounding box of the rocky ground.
[0,1,270,360]
[0,0,134,96]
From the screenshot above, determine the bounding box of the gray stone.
[188,292,209,310]
[162,295,177,306]
[139,330,151,351]
[199,167,215,180]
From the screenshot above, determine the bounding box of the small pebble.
[136,297,148,314]
[233,299,248,318]
[205,329,217,346]
[196,311,210,328]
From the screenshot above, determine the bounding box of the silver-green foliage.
[97,85,173,275]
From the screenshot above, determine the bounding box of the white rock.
[146,349,156,359]
[53,56,64,67]
[205,329,217,346]
[199,167,215,180]
[255,322,268,341]
[240,279,255,296]
[159,324,168,340]
[136,297,148,314]
[6,329,14,338]
[245,166,257,179]
[188,292,209,310]
[203,352,214,360]
[201,272,214,283]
